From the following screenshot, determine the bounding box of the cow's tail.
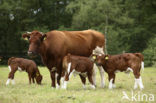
[134,53,144,71]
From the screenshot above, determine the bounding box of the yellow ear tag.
[92,56,96,59]
[43,37,46,41]
[24,38,28,40]
[0,59,1,61]
[105,56,109,60]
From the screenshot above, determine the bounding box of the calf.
[62,54,96,89]
[6,57,42,85]
[95,53,144,90]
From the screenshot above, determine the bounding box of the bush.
[143,37,156,67]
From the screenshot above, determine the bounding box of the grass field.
[0,66,155,103]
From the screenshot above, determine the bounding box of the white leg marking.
[55,73,60,89]
[109,78,113,89]
[134,78,138,89]
[61,77,65,89]
[139,76,144,90]
[69,69,75,79]
[62,81,68,89]
[98,66,105,88]
[112,83,116,88]
[67,62,71,74]
[6,79,11,85]
[82,84,86,89]
[8,66,11,72]
[90,84,95,89]
[92,63,97,86]
[134,76,144,90]
[11,79,15,85]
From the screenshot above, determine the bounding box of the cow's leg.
[32,76,35,83]
[108,73,115,89]
[50,71,56,88]
[6,65,17,85]
[62,62,74,89]
[28,74,32,84]
[112,74,116,88]
[55,72,60,89]
[98,66,105,88]
[133,69,144,90]
[92,64,97,86]
[87,73,95,89]
[79,74,86,89]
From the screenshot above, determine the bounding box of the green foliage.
[143,37,156,67]
[0,0,155,65]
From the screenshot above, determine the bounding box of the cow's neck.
[39,42,48,66]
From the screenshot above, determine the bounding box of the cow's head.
[95,54,109,66]
[22,30,46,57]
[36,74,43,85]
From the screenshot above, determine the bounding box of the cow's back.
[45,30,105,57]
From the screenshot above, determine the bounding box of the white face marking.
[92,46,104,55]
[6,79,11,85]
[8,66,11,72]
[109,78,113,89]
[67,62,71,73]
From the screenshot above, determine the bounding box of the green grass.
[0,66,156,103]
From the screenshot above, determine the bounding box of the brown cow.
[6,57,42,85]
[95,53,144,90]
[22,30,105,88]
[62,54,96,89]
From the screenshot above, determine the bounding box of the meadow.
[0,66,155,103]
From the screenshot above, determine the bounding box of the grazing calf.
[6,57,42,85]
[95,53,144,90]
[62,54,96,89]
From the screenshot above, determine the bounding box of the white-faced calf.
[62,54,96,89]
[95,53,144,90]
[6,57,42,85]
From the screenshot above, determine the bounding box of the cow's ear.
[22,34,30,40]
[41,34,47,41]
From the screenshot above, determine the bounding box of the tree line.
[0,0,155,66]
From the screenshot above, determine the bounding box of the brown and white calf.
[95,53,144,90]
[6,57,42,85]
[62,54,96,89]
